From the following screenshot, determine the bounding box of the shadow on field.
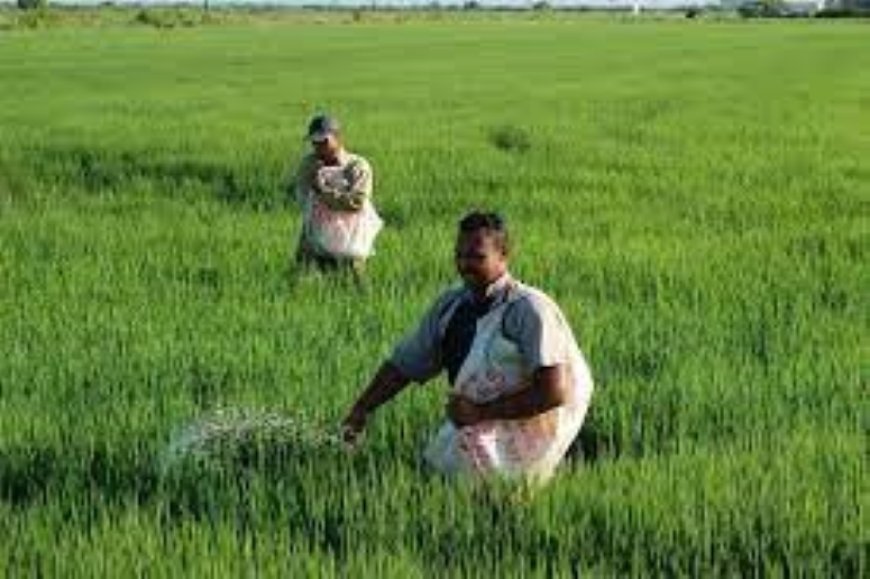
[0,442,159,509]
[0,426,619,513]
[488,124,532,154]
[565,424,608,465]
[0,434,365,514]
[24,144,283,209]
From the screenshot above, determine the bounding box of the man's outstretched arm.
[342,361,412,444]
[344,291,448,442]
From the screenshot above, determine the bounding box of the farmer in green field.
[288,114,382,277]
[342,212,594,482]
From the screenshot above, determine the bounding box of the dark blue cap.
[307,114,341,143]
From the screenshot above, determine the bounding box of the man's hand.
[446,393,486,428]
[313,170,330,194]
[341,407,367,447]
[340,362,412,449]
[451,367,569,424]
[347,162,365,184]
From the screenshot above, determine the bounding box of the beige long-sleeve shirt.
[292,149,373,213]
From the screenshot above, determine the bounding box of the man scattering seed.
[288,114,381,278]
[342,212,593,482]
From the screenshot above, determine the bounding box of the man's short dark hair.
[458,211,510,255]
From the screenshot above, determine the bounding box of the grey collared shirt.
[390,275,574,385]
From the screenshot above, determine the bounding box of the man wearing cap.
[289,114,377,276]
[341,211,594,483]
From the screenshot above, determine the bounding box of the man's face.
[455,230,507,290]
[312,134,342,164]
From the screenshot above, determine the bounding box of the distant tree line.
[13,0,870,17]
[818,0,870,16]
[17,0,48,9]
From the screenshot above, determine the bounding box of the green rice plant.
[0,12,866,577]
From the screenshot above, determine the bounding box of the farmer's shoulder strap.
[500,283,536,345]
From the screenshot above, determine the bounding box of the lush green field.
[0,12,867,576]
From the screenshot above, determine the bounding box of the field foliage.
[0,12,867,576]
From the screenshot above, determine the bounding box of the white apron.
[423,285,593,482]
[304,164,383,259]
